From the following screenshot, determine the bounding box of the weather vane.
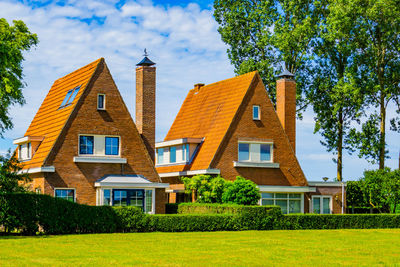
[144,48,148,57]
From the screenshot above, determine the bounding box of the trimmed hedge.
[177,202,281,214]
[165,203,179,214]
[279,214,400,230]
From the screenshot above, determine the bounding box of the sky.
[0,0,399,181]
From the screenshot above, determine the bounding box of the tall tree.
[308,0,365,181]
[0,18,38,136]
[213,0,319,112]
[345,0,400,169]
[0,150,31,194]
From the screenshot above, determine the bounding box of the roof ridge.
[190,71,258,91]
[54,58,103,83]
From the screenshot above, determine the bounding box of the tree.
[345,0,400,169]
[181,175,227,203]
[308,0,365,181]
[0,18,38,136]
[213,0,319,112]
[0,150,31,193]
[345,180,367,213]
[222,176,260,205]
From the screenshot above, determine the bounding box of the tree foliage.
[0,18,38,136]
[0,150,31,194]
[221,176,260,205]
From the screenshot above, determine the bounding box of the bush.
[113,206,145,232]
[278,214,400,230]
[222,176,260,205]
[165,203,179,214]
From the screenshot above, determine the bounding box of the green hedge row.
[279,214,400,230]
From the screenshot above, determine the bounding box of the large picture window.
[79,136,94,154]
[261,193,302,214]
[105,137,119,155]
[238,142,272,162]
[55,189,75,202]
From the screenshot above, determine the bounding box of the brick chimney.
[136,49,156,162]
[276,68,296,153]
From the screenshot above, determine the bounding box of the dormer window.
[155,138,201,166]
[97,94,105,110]
[253,105,260,120]
[18,142,31,161]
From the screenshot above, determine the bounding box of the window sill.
[74,156,127,164]
[233,161,279,168]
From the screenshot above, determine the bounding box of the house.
[156,70,346,214]
[14,56,168,213]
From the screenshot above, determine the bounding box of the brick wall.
[305,186,346,214]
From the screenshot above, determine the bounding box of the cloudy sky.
[0,0,399,181]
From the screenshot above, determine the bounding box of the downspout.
[341,182,344,214]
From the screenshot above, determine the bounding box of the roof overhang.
[155,138,203,148]
[258,185,316,193]
[158,168,220,178]
[308,181,346,187]
[17,166,55,174]
[95,175,169,188]
[13,136,44,145]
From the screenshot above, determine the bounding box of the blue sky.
[1,0,399,181]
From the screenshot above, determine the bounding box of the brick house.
[156,70,346,214]
[14,57,168,214]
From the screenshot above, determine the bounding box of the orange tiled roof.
[20,58,102,169]
[157,71,257,172]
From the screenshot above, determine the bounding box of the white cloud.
[0,0,398,180]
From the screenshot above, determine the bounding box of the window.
[261,193,302,214]
[55,189,75,202]
[238,143,250,161]
[98,94,105,110]
[312,196,332,214]
[113,190,127,206]
[253,105,260,120]
[60,86,80,108]
[35,188,41,194]
[145,190,153,213]
[18,143,31,160]
[105,137,119,155]
[238,142,272,162]
[157,148,164,164]
[79,136,94,154]
[186,144,190,162]
[103,189,111,206]
[170,146,176,163]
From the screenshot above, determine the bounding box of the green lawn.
[1,229,400,266]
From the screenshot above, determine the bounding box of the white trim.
[13,136,44,145]
[97,93,106,110]
[238,142,274,163]
[158,169,220,178]
[308,181,347,187]
[74,156,127,164]
[94,182,169,188]
[155,138,203,148]
[259,192,304,214]
[258,185,316,193]
[54,188,76,202]
[17,166,55,174]
[234,161,279,168]
[311,195,333,214]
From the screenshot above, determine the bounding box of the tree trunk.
[337,108,343,181]
[191,189,196,203]
[379,90,386,169]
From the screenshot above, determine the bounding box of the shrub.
[222,176,260,205]
[113,206,145,232]
[278,214,400,230]
[181,175,228,203]
[165,203,179,214]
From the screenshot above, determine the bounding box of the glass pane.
[289,200,301,213]
[323,198,331,214]
[260,144,271,161]
[238,143,249,161]
[186,144,190,162]
[98,94,104,109]
[275,193,287,199]
[261,192,274,199]
[313,198,321,214]
[60,90,73,107]
[145,190,152,213]
[289,193,301,199]
[80,136,94,154]
[105,137,119,155]
[103,189,111,206]
[276,200,288,214]
[67,86,80,105]
[253,106,259,119]
[170,146,176,163]
[262,199,274,206]
[157,148,164,164]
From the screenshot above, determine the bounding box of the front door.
[112,189,145,210]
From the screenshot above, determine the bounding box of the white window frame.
[97,94,106,110]
[253,105,260,120]
[311,195,333,214]
[156,144,190,166]
[96,188,156,214]
[238,141,273,163]
[18,142,32,161]
[259,192,304,214]
[54,188,76,202]
[78,134,121,157]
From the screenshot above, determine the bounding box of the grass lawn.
[1,229,400,266]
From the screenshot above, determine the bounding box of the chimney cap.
[136,48,156,66]
[277,65,294,79]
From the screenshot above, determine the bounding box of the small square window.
[98,94,105,110]
[79,136,94,154]
[105,137,119,155]
[55,189,75,202]
[238,143,250,161]
[253,105,260,120]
